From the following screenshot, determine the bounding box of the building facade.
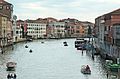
[49,22,65,38]
[26,20,46,39]
[0,0,13,47]
[95,8,120,61]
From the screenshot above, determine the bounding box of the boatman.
[7,74,11,79]
[86,65,90,71]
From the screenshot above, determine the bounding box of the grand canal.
[0,39,108,79]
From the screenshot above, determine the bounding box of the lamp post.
[88,25,92,42]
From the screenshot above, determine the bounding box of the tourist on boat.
[10,74,13,78]
[29,49,32,53]
[7,74,11,79]
[13,73,17,79]
[86,65,90,71]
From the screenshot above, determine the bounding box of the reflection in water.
[0,39,110,79]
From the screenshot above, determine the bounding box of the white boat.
[81,65,91,74]
[6,62,17,71]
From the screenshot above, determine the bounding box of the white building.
[27,20,47,39]
[49,22,65,38]
[15,20,25,42]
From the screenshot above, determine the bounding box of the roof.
[109,8,120,15]
[25,19,46,24]
[96,8,120,19]
[0,0,12,5]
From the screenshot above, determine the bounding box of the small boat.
[81,65,91,74]
[63,41,67,44]
[77,46,82,50]
[64,44,68,46]
[63,42,68,46]
[25,45,28,48]
[6,62,17,71]
[41,42,44,43]
[29,49,32,53]
[27,38,33,42]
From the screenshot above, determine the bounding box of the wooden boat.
[6,62,17,71]
[81,65,91,74]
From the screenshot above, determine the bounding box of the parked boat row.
[75,38,87,50]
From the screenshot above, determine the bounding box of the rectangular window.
[6,6,10,10]
[0,5,3,10]
[16,31,18,34]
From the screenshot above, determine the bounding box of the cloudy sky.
[5,0,120,23]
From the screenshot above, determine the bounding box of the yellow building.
[0,13,7,47]
[0,0,13,48]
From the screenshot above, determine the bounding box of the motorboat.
[81,65,91,74]
[27,38,33,42]
[63,41,67,44]
[25,45,28,48]
[77,46,82,50]
[6,62,17,71]
[64,43,68,46]
[41,41,44,43]
[29,49,32,53]
[63,42,68,46]
[75,39,84,48]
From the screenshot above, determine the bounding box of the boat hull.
[81,65,91,74]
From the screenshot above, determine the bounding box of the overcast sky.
[5,0,120,23]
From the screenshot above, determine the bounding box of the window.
[76,30,79,33]
[6,6,10,10]
[0,5,3,10]
[16,31,18,34]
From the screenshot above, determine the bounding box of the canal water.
[0,39,108,79]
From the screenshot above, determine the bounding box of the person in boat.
[10,73,13,78]
[7,73,11,79]
[13,73,17,79]
[29,49,32,53]
[85,65,90,71]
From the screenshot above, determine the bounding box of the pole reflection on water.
[0,39,110,79]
